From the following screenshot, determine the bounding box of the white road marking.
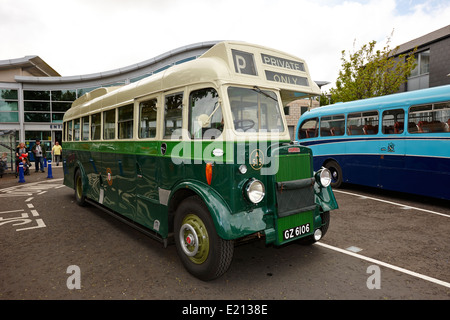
[333,189,450,218]
[0,209,24,214]
[317,242,450,289]
[16,218,46,231]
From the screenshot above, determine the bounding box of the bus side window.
[118,104,134,139]
[320,115,345,137]
[348,111,378,135]
[91,113,101,140]
[189,88,221,139]
[409,102,450,134]
[164,92,183,139]
[73,118,80,141]
[139,99,157,139]
[103,109,116,140]
[382,109,404,134]
[435,102,450,133]
[347,113,363,135]
[67,120,73,141]
[81,116,90,140]
[298,118,318,139]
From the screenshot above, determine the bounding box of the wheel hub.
[180,224,199,257]
[178,214,210,264]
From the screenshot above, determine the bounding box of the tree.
[329,35,417,103]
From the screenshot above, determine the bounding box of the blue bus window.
[382,109,405,134]
[298,118,318,139]
[347,111,378,135]
[320,115,345,137]
[409,102,450,133]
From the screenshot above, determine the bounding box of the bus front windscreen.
[228,86,284,133]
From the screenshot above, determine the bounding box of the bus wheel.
[174,196,234,281]
[325,160,343,188]
[74,170,87,206]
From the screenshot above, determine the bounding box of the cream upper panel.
[64,41,320,122]
[201,41,321,103]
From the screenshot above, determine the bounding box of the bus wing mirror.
[198,114,210,128]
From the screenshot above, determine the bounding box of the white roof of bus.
[65,41,321,120]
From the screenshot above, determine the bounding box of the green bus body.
[62,41,338,280]
[63,140,337,244]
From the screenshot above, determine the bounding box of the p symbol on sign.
[235,55,246,74]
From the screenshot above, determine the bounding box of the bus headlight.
[245,179,265,204]
[315,168,332,188]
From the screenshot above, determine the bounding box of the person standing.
[15,142,29,173]
[52,141,63,166]
[32,139,46,173]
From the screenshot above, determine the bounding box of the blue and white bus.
[295,85,450,200]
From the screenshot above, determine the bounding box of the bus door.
[134,97,166,236]
[100,146,137,222]
[135,144,162,233]
[378,108,406,190]
[100,108,127,218]
[99,144,119,212]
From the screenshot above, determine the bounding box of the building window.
[23,91,51,121]
[410,50,430,77]
[23,89,76,123]
[0,89,19,123]
[51,90,76,123]
[408,50,430,91]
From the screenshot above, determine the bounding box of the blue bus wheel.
[325,160,342,188]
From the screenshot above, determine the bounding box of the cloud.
[1,0,449,90]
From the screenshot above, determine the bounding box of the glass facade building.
[0,42,218,160]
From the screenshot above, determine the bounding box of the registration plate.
[283,223,310,241]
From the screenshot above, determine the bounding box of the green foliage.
[329,36,417,103]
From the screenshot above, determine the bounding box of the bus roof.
[300,84,450,119]
[65,41,320,120]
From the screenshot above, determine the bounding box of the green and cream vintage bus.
[62,41,338,281]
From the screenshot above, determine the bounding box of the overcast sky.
[1,0,449,91]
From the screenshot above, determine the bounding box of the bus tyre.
[74,170,87,206]
[174,196,234,281]
[325,160,343,188]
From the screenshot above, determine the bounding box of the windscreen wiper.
[252,86,277,102]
